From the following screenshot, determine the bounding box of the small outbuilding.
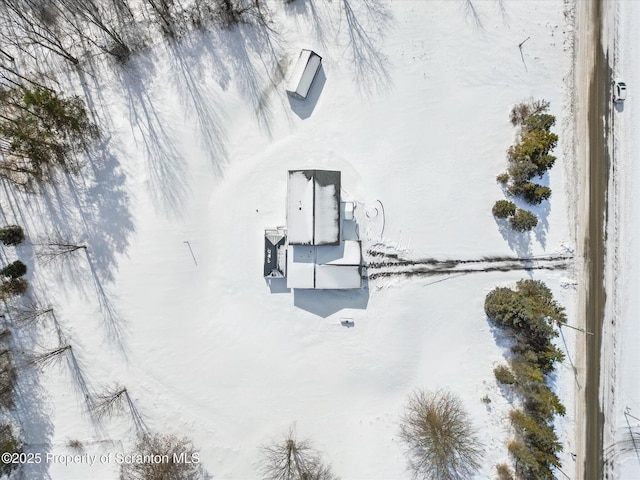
[286,49,322,100]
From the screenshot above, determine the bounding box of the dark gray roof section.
[264,231,286,277]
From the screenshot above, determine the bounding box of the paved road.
[584,0,611,477]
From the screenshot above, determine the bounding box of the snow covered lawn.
[2,1,579,478]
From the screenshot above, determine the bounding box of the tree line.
[0,0,268,67]
[493,99,559,233]
[486,280,567,479]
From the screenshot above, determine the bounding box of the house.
[286,49,322,100]
[264,170,362,290]
[285,170,361,290]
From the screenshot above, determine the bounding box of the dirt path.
[574,0,613,478]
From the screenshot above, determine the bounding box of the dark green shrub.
[533,154,556,176]
[510,209,538,232]
[521,182,552,205]
[507,159,538,186]
[0,260,27,279]
[522,112,556,133]
[0,226,24,246]
[492,200,516,219]
[494,365,516,385]
[507,440,544,479]
[496,172,509,184]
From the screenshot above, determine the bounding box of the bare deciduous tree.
[259,427,339,480]
[90,384,146,433]
[11,299,54,326]
[399,389,483,480]
[25,344,71,368]
[120,433,207,480]
[0,0,80,64]
[34,232,87,263]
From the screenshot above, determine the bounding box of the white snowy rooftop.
[286,243,362,290]
[287,170,340,246]
[286,49,322,99]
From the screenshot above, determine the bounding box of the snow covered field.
[0,1,581,478]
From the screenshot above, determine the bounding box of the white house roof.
[286,246,315,289]
[287,171,315,245]
[315,241,361,266]
[286,49,322,99]
[315,265,361,290]
[286,242,362,290]
[287,170,340,246]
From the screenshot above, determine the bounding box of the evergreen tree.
[0,87,99,187]
[521,182,552,205]
[510,209,538,232]
[0,225,24,246]
[492,200,516,219]
[0,260,27,279]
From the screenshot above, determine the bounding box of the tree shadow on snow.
[284,0,333,49]
[199,18,290,138]
[340,0,394,97]
[496,218,532,258]
[293,284,369,318]
[117,56,190,218]
[165,36,228,177]
[460,0,485,31]
[265,278,290,294]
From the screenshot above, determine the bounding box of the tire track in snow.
[364,249,572,280]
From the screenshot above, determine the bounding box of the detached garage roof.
[286,49,322,99]
[287,170,340,246]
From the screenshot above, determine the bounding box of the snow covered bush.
[0,225,24,246]
[120,433,206,480]
[259,427,339,480]
[492,200,516,219]
[399,389,483,480]
[509,209,538,232]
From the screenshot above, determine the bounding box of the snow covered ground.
[0,1,580,478]
[603,0,640,478]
